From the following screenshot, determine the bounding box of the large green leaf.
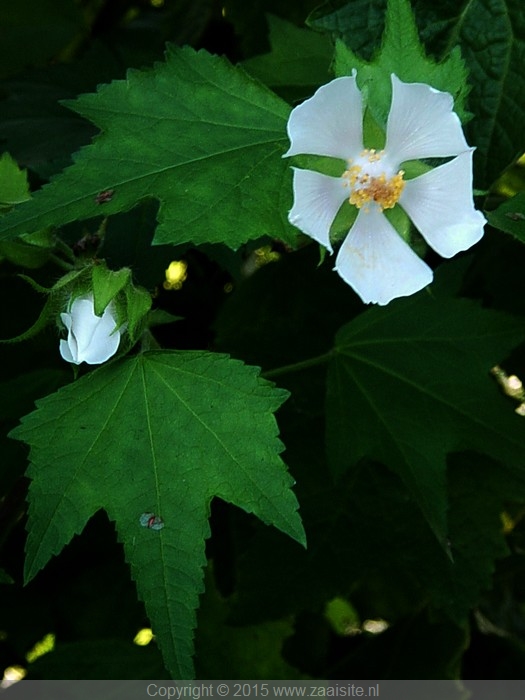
[0,46,295,249]
[326,295,525,546]
[230,454,517,630]
[10,351,305,679]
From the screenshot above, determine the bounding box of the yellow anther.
[357,148,384,163]
[343,163,405,212]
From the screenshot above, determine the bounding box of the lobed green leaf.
[0,46,296,251]
[10,351,304,678]
[326,294,525,547]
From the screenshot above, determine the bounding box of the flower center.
[343,149,405,211]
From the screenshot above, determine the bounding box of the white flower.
[284,73,486,305]
[59,293,121,365]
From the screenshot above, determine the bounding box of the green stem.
[262,351,334,379]
[49,253,75,271]
[54,237,76,264]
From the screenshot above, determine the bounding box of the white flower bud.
[59,293,121,365]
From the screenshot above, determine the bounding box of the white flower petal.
[284,74,363,160]
[60,294,121,365]
[80,305,121,365]
[289,168,348,253]
[400,150,486,258]
[334,207,433,305]
[59,338,77,365]
[385,75,469,163]
[60,312,72,332]
[69,298,107,360]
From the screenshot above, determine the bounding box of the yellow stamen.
[343,149,405,212]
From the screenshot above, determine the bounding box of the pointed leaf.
[0,153,53,268]
[330,0,469,124]
[10,351,304,679]
[0,152,30,209]
[326,295,525,546]
[0,46,295,250]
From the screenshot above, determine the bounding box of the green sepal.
[91,264,131,316]
[51,266,91,293]
[362,107,386,150]
[147,309,183,328]
[383,206,413,245]
[0,230,56,269]
[59,261,154,347]
[291,154,346,177]
[329,200,358,246]
[402,159,434,180]
[78,260,153,347]
[0,267,91,344]
[124,284,153,345]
